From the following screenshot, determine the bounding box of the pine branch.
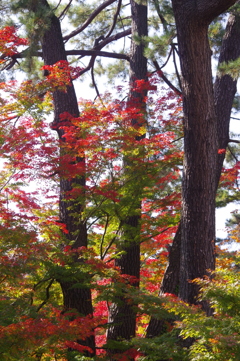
[63,0,117,42]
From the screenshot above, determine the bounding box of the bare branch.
[53,0,62,10]
[152,0,168,32]
[105,0,122,38]
[158,46,173,70]
[172,44,182,91]
[36,279,54,312]
[91,59,102,100]
[2,49,129,72]
[63,0,117,42]
[66,49,129,61]
[0,54,19,71]
[153,60,182,95]
[228,138,240,143]
[227,145,239,162]
[93,28,131,49]
[74,28,131,78]
[100,215,110,260]
[77,55,97,77]
[58,0,73,20]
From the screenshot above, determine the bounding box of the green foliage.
[144,33,174,60]
[218,57,240,79]
[178,260,240,361]
[208,17,226,58]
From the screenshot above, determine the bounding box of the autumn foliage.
[0,26,239,361]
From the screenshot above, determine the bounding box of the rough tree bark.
[147,1,240,338]
[31,0,95,355]
[172,0,237,305]
[214,12,240,182]
[107,0,148,355]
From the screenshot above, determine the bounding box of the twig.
[100,214,110,259]
[36,279,54,312]
[90,57,102,99]
[160,47,173,70]
[102,224,122,260]
[75,49,129,61]
[172,43,182,91]
[93,28,131,50]
[53,0,62,11]
[227,145,239,162]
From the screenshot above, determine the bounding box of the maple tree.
[0,26,183,359]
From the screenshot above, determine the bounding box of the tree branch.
[63,0,117,42]
[105,0,122,39]
[152,60,182,95]
[2,49,129,71]
[172,44,182,91]
[91,59,102,99]
[197,0,238,23]
[74,28,131,80]
[214,12,240,182]
[93,28,131,50]
[66,49,129,60]
[58,0,73,20]
[228,138,240,143]
[227,145,239,162]
[77,55,97,77]
[152,0,168,32]
[172,0,238,24]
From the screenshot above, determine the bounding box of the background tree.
[106,0,148,352]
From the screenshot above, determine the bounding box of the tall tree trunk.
[147,1,239,339]
[174,5,217,306]
[32,0,95,356]
[214,13,240,182]
[107,0,148,355]
[171,0,237,306]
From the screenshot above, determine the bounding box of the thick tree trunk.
[214,13,240,182]
[172,0,237,306]
[129,0,148,86]
[147,9,240,340]
[107,240,140,340]
[34,0,95,356]
[176,14,217,306]
[107,0,148,355]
